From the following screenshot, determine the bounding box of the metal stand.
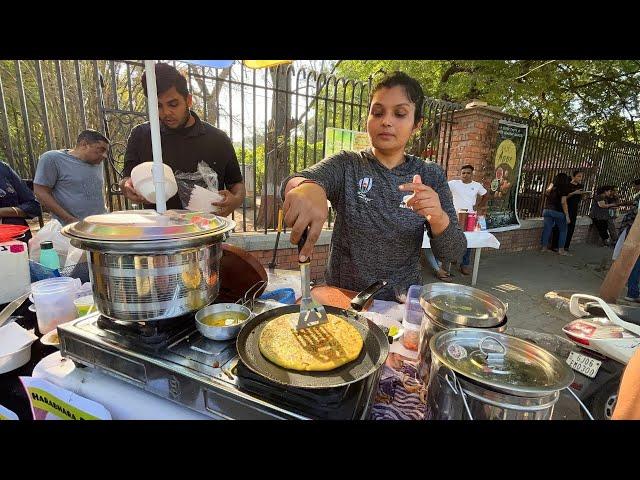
[471,248,481,286]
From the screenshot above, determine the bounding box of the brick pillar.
[446,105,506,188]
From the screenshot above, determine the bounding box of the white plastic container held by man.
[130,162,178,204]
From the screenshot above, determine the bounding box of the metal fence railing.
[517,123,640,219]
[0,60,460,233]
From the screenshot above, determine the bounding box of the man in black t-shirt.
[120,63,244,216]
[551,170,588,251]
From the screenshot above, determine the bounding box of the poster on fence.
[325,127,371,157]
[485,120,529,231]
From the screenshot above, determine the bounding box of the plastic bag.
[175,161,223,213]
[28,219,71,266]
[64,245,86,268]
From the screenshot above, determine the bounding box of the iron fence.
[517,123,640,219]
[0,60,459,233]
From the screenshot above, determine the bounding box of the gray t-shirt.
[33,149,107,225]
[281,149,467,301]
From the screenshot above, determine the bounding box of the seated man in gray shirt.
[34,129,109,225]
[281,72,466,301]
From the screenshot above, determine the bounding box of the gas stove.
[57,301,380,420]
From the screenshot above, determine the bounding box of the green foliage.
[234,136,326,193]
[337,60,640,143]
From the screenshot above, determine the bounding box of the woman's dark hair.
[552,172,570,188]
[596,185,613,195]
[141,62,189,98]
[370,71,424,126]
[572,170,583,177]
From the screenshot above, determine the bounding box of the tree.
[336,60,640,143]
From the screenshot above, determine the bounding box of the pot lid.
[62,209,234,242]
[420,283,506,328]
[430,329,574,396]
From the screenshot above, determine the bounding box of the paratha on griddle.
[258,313,363,371]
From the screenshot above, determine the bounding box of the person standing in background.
[590,186,618,247]
[541,173,571,255]
[551,170,588,251]
[33,129,109,226]
[448,164,488,275]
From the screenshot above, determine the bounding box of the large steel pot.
[61,210,235,321]
[424,328,574,420]
[417,283,507,383]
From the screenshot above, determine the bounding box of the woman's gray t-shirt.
[282,149,467,301]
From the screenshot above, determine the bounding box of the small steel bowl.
[195,303,252,341]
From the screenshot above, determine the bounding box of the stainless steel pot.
[424,328,574,420]
[62,210,235,321]
[417,283,507,383]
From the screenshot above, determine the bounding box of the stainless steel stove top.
[57,302,380,420]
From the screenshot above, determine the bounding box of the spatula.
[295,227,328,331]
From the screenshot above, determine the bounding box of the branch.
[512,60,556,81]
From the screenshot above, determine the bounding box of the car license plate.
[566,351,602,378]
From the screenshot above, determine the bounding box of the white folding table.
[422,231,500,286]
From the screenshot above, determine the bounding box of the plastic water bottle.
[39,241,61,272]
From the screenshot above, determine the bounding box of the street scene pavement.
[420,242,617,420]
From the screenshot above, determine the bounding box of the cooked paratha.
[258,313,364,371]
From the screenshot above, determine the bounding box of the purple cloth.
[370,363,427,420]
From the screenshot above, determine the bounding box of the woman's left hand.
[399,174,449,235]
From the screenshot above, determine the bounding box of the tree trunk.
[257,65,294,230]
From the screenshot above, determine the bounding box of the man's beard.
[163,109,192,130]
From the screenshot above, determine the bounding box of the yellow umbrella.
[243,60,292,69]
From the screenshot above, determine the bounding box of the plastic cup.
[73,295,95,317]
[31,277,79,335]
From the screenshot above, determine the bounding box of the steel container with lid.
[417,283,507,383]
[424,328,575,420]
[61,209,235,322]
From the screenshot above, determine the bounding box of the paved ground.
[420,242,618,420]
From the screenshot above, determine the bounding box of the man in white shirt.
[448,164,489,275]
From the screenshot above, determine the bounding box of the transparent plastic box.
[402,285,423,351]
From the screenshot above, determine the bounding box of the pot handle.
[444,369,474,420]
[350,280,388,312]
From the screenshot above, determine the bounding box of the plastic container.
[39,241,61,271]
[465,211,477,232]
[457,209,468,230]
[31,277,80,335]
[259,288,296,305]
[73,294,96,317]
[0,322,38,374]
[0,239,31,304]
[130,162,178,204]
[402,285,423,351]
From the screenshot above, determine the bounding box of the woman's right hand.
[566,214,571,224]
[283,181,328,261]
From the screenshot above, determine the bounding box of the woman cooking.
[280,71,467,301]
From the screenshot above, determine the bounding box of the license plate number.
[566,351,602,378]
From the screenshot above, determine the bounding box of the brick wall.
[249,244,328,282]
[446,106,504,182]
[227,231,331,282]
[482,218,603,256]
